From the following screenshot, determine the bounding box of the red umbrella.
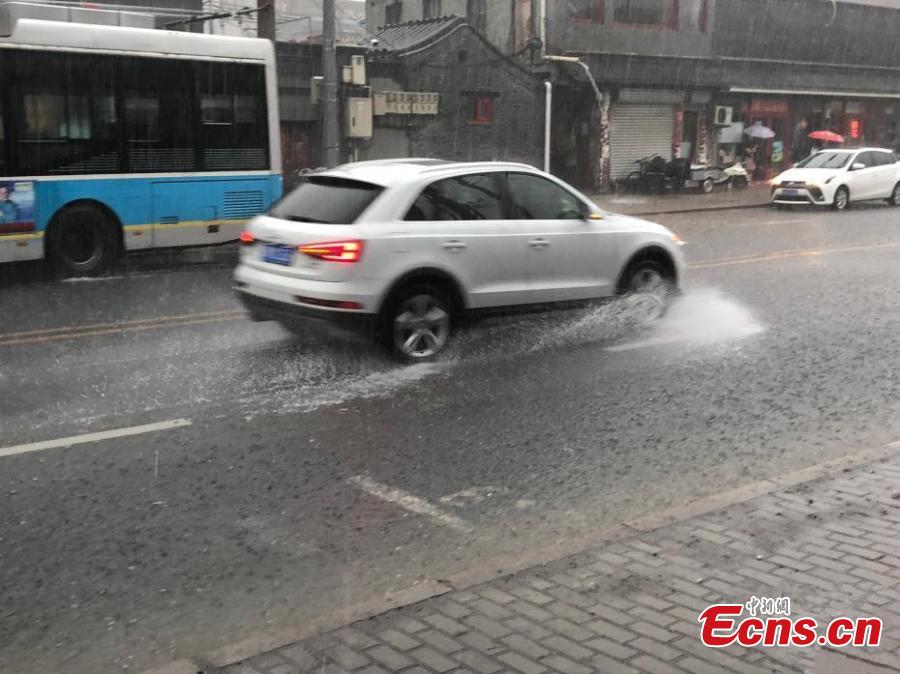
[809,130,845,143]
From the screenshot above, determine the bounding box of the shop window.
[385,1,402,24]
[470,96,494,124]
[613,0,678,29]
[423,0,441,19]
[570,0,604,23]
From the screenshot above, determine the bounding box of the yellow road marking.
[0,310,245,347]
[689,241,898,269]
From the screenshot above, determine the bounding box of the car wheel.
[832,186,850,211]
[732,175,748,190]
[890,182,900,206]
[621,259,674,323]
[384,285,452,362]
[701,177,714,194]
[48,204,120,277]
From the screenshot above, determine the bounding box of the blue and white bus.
[0,8,282,275]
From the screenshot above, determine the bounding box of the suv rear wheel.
[383,285,452,362]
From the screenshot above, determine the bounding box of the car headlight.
[769,179,781,187]
[671,233,686,246]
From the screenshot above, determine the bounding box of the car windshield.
[795,151,853,169]
[7,2,900,674]
[270,176,382,224]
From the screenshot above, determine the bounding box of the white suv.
[234,159,686,360]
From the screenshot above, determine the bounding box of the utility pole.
[257,0,276,40]
[321,0,340,167]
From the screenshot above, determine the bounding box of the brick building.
[362,17,543,167]
[367,0,900,191]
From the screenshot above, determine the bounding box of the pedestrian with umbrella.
[743,122,776,180]
[808,130,845,152]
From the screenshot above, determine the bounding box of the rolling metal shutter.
[609,104,674,180]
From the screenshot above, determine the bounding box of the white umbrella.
[743,122,775,139]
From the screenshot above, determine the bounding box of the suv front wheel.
[620,258,674,323]
[384,285,452,361]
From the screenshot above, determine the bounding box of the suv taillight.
[298,240,363,263]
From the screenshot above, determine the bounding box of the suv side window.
[876,151,895,166]
[405,173,504,221]
[504,172,585,220]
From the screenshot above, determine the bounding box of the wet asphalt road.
[3,202,900,673]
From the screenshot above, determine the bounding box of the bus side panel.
[150,175,279,249]
[0,174,282,263]
[37,178,153,251]
[0,233,42,263]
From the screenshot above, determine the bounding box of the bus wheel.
[49,205,120,277]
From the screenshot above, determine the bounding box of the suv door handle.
[529,238,550,249]
[442,240,467,251]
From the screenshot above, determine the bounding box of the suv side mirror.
[851,162,866,171]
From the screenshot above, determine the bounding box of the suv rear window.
[270,176,382,224]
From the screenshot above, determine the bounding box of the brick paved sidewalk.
[215,450,900,674]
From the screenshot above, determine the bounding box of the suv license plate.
[263,244,294,266]
[782,189,798,196]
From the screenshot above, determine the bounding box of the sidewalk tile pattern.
[217,456,900,673]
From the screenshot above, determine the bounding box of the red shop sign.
[749,98,789,115]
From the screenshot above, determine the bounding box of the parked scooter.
[711,162,750,189]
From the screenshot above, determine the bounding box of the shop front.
[712,93,900,182]
[607,89,712,184]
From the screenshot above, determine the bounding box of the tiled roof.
[372,16,467,55]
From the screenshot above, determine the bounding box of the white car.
[234,159,686,360]
[771,147,900,210]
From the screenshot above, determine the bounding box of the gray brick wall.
[392,27,543,167]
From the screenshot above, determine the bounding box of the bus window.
[14,51,119,175]
[199,61,268,171]
[123,57,195,173]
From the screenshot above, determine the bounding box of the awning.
[729,87,900,100]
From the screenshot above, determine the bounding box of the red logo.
[699,599,881,648]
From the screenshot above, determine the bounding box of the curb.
[143,439,900,674]
[627,201,770,217]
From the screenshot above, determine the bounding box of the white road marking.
[439,485,508,507]
[0,418,192,459]
[757,218,806,226]
[348,475,474,532]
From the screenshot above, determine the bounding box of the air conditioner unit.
[714,105,733,126]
